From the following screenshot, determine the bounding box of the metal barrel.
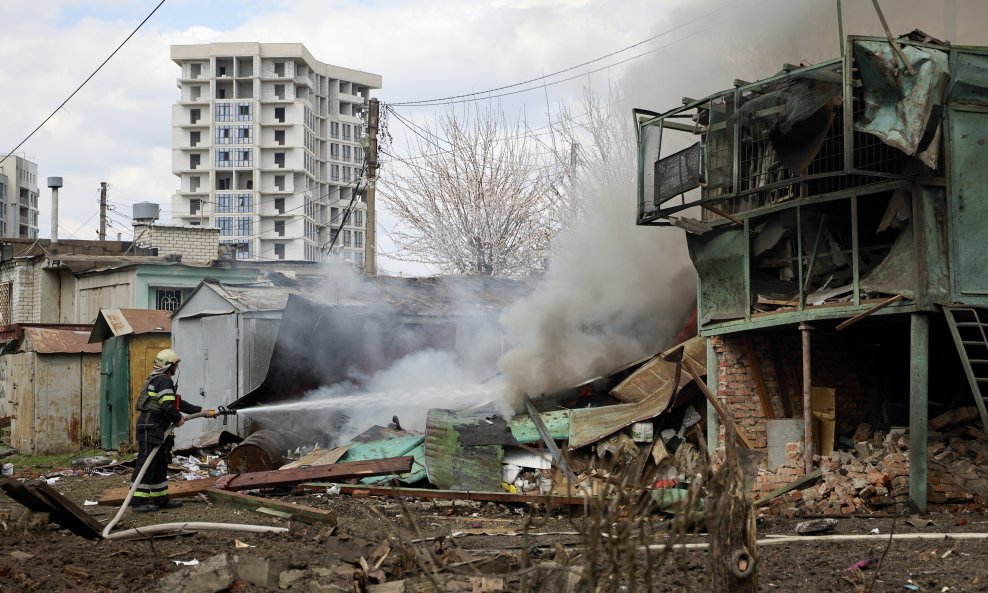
[227,429,287,473]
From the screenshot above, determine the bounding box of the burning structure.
[634,31,988,512]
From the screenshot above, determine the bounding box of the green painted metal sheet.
[337,425,428,485]
[948,107,988,297]
[949,51,988,107]
[688,227,747,325]
[99,335,130,449]
[508,410,570,443]
[424,408,504,491]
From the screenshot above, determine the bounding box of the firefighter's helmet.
[153,349,181,371]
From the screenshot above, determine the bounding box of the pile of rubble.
[765,407,988,516]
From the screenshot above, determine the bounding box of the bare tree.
[380,105,558,277]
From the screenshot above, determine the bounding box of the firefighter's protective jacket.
[136,374,202,445]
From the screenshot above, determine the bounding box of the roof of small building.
[17,328,102,354]
[88,308,172,343]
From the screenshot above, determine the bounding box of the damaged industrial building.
[634,32,988,514]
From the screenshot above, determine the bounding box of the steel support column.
[706,337,720,450]
[909,312,929,514]
[800,323,814,473]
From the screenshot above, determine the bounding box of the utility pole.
[99,182,108,241]
[364,98,379,276]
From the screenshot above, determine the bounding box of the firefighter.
[131,348,216,512]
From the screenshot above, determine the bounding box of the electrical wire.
[0,0,167,167]
[388,0,737,107]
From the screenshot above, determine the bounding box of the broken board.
[98,456,414,505]
[0,478,103,539]
[205,489,337,525]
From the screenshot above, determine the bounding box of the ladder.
[943,306,988,431]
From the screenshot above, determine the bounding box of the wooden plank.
[295,482,590,506]
[99,456,414,505]
[1,478,104,539]
[280,445,351,470]
[753,469,823,508]
[836,294,905,330]
[683,358,753,448]
[205,489,337,525]
[743,336,775,419]
[523,396,578,484]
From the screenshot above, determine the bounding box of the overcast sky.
[3,0,985,275]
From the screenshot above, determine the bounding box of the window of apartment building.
[190,86,202,101]
[343,230,352,247]
[342,166,352,182]
[342,145,351,162]
[156,289,183,312]
[190,176,201,192]
[218,65,228,77]
[330,143,339,159]
[275,198,285,213]
[216,216,233,236]
[236,102,252,121]
[190,131,201,147]
[275,84,285,100]
[275,175,285,191]
[234,148,253,167]
[331,165,340,181]
[354,231,363,249]
[275,220,285,237]
[217,88,227,99]
[221,239,252,259]
[190,108,201,124]
[216,125,232,144]
[305,220,317,241]
[216,194,233,213]
[217,176,232,190]
[353,209,363,227]
[355,146,364,163]
[330,228,339,244]
[236,216,253,236]
[274,61,285,77]
[342,124,351,140]
[274,243,285,259]
[274,153,285,168]
[190,63,202,78]
[331,206,340,222]
[275,107,286,123]
[215,103,232,122]
[275,130,286,146]
[235,124,252,144]
[215,149,231,167]
[190,154,201,170]
[190,198,201,215]
[236,193,253,212]
[330,122,339,139]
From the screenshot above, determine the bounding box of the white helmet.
[153,349,181,371]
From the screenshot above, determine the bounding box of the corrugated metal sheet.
[207,284,295,312]
[338,425,428,485]
[89,308,171,343]
[425,408,504,491]
[22,328,101,354]
[611,336,706,403]
[567,390,674,451]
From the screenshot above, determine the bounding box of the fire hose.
[102,407,288,541]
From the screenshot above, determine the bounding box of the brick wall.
[134,223,220,263]
[713,329,880,495]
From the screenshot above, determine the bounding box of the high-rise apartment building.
[170,43,381,263]
[0,156,40,239]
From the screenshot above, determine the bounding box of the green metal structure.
[634,34,988,513]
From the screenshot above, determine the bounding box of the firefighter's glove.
[205,409,218,418]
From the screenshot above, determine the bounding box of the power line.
[0,0,167,167]
[388,0,736,107]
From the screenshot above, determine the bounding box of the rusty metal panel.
[22,328,101,354]
[948,105,988,298]
[611,336,706,403]
[688,227,747,325]
[89,308,171,343]
[424,408,503,491]
[948,51,988,107]
[8,354,34,453]
[80,354,101,448]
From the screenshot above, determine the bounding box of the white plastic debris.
[45,477,60,485]
[1,463,12,477]
[325,485,341,495]
[234,540,254,549]
[173,559,199,566]
[83,500,99,506]
[870,528,880,534]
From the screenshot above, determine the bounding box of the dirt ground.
[2,471,988,592]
